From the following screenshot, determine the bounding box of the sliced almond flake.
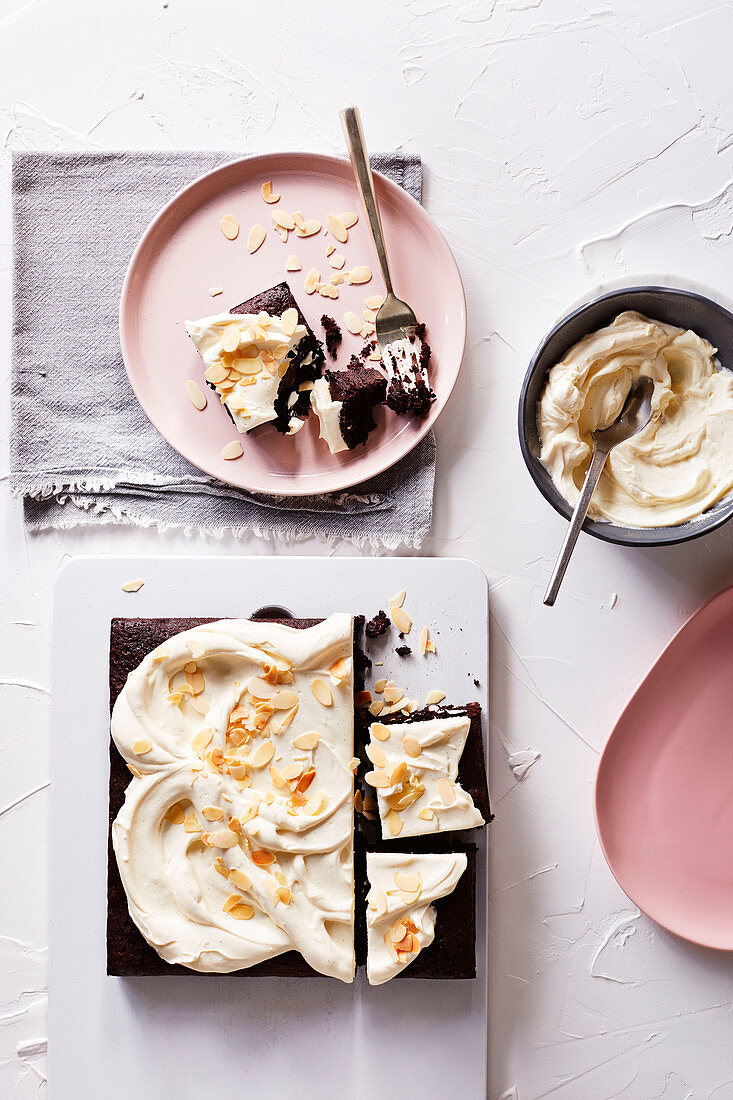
[247,224,266,253]
[208,286,223,297]
[272,209,295,231]
[261,180,280,204]
[280,761,302,782]
[370,884,388,917]
[250,741,276,768]
[285,254,301,271]
[338,212,359,228]
[121,579,144,593]
[365,743,386,768]
[369,699,384,716]
[419,625,429,656]
[350,756,360,773]
[292,731,320,750]
[164,803,186,824]
[374,678,387,693]
[390,761,407,786]
[390,605,412,634]
[183,813,201,833]
[425,689,446,706]
[190,670,205,696]
[270,705,298,735]
[229,868,252,890]
[311,678,333,707]
[383,685,404,706]
[304,793,325,816]
[132,738,152,755]
[271,689,298,710]
[389,590,406,609]
[348,265,372,285]
[281,307,299,337]
[220,214,239,240]
[214,860,229,878]
[223,893,241,913]
[325,243,335,256]
[187,377,209,407]
[191,727,213,752]
[371,722,391,742]
[270,765,286,788]
[248,676,276,699]
[319,284,338,299]
[327,214,348,242]
[363,308,377,323]
[201,805,224,821]
[184,661,197,674]
[354,690,372,707]
[230,903,254,920]
[365,770,389,789]
[152,646,168,662]
[402,735,422,759]
[394,871,422,893]
[221,441,243,461]
[365,294,385,309]
[304,268,320,294]
[276,885,292,904]
[222,323,241,353]
[251,848,276,867]
[275,225,288,242]
[328,656,351,683]
[417,808,434,822]
[343,311,362,335]
[328,253,346,270]
[426,638,437,654]
[354,790,363,812]
[386,810,404,837]
[295,219,321,237]
[438,778,457,806]
[211,828,238,849]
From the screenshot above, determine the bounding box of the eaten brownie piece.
[382,322,435,418]
[310,359,386,453]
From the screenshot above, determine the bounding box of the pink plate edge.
[118,151,467,497]
[593,582,733,950]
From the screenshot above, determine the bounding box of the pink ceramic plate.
[119,152,466,496]
[595,585,733,949]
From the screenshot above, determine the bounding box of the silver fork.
[339,104,417,348]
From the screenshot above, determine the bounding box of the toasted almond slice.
[250,741,276,768]
[374,678,387,693]
[366,294,384,309]
[365,770,389,789]
[369,700,384,716]
[369,349,382,361]
[371,722,391,742]
[369,884,387,916]
[186,379,207,410]
[348,265,372,285]
[220,214,239,240]
[304,268,320,294]
[201,805,224,821]
[210,828,238,849]
[280,307,299,337]
[269,765,286,788]
[402,735,422,759]
[214,859,229,877]
[205,362,228,385]
[328,253,345,270]
[229,868,252,890]
[354,789,363,812]
[122,579,144,593]
[426,638,437,654]
[350,756,360,773]
[209,286,223,297]
[386,810,403,837]
[383,686,404,705]
[390,761,408,786]
[247,224,266,253]
[417,808,435,822]
[251,848,276,866]
[338,212,359,228]
[289,209,305,231]
[285,255,301,272]
[327,213,348,242]
[276,885,292,904]
[394,871,422,893]
[292,731,320,751]
[270,705,298,734]
[390,605,412,634]
[389,590,406,609]
[320,284,339,298]
[295,219,321,237]
[132,739,152,755]
[230,902,254,920]
[329,656,351,684]
[222,323,241,353]
[164,802,186,825]
[223,893,241,913]
[304,793,325,816]
[261,180,280,204]
[343,311,362,335]
[272,209,295,231]
[191,727,213,752]
[280,761,302,782]
[311,678,333,707]
[355,690,372,707]
[248,676,276,699]
[183,812,201,833]
[420,625,429,656]
[220,440,243,461]
[363,308,377,323]
[271,689,299,710]
[438,778,457,806]
[425,689,446,706]
[365,743,387,768]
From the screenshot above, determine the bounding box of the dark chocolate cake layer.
[325,359,386,449]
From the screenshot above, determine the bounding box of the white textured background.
[2,0,733,1096]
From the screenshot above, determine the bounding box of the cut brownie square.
[310,358,386,453]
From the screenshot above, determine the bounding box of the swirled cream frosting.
[111,615,355,981]
[365,852,467,985]
[539,311,733,527]
[365,716,485,839]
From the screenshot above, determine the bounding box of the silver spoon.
[544,375,655,607]
[339,104,417,347]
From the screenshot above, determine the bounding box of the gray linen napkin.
[11,151,435,549]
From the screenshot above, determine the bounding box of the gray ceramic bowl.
[518,285,733,547]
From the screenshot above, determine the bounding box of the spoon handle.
[544,444,609,607]
[339,104,394,297]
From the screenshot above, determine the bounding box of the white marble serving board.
[49,556,489,1097]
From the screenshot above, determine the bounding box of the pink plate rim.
[118,150,467,497]
[594,583,733,950]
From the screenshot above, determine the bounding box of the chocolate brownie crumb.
[320,314,342,359]
[395,645,411,657]
[365,610,390,638]
[473,678,481,688]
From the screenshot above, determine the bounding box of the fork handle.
[544,443,609,607]
[339,105,394,297]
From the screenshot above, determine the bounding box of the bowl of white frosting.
[519,286,733,545]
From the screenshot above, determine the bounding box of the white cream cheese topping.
[111,615,355,981]
[366,716,485,839]
[382,335,424,392]
[310,377,347,454]
[365,852,467,985]
[184,309,308,433]
[539,311,733,527]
